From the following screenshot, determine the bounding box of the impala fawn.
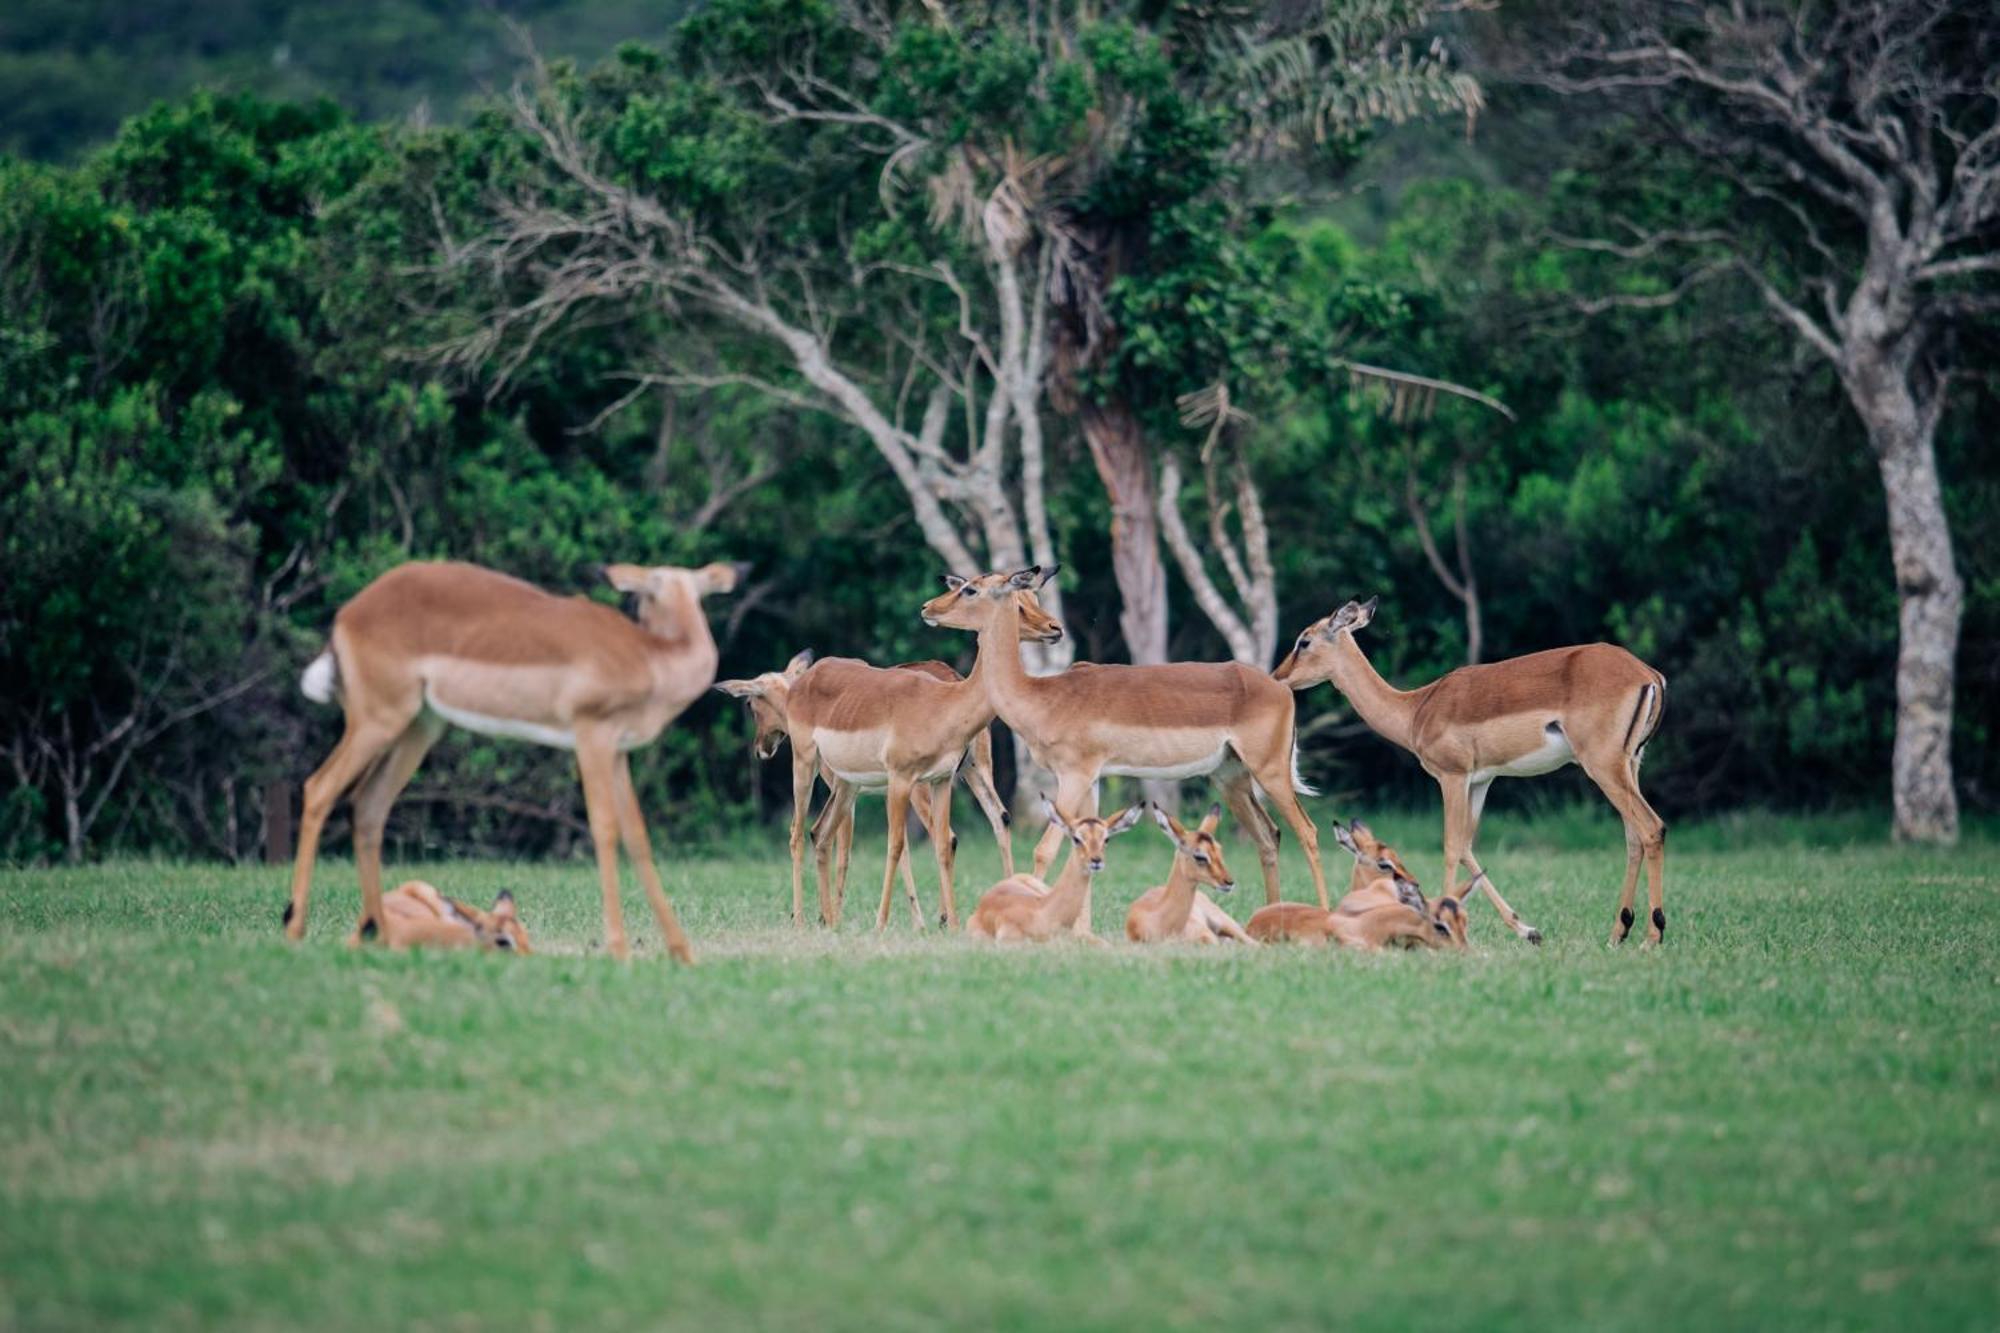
[346,881,532,953]
[1126,804,1256,944]
[965,798,1142,944]
[1245,820,1464,950]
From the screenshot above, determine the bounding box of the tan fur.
[349,881,531,953]
[716,652,1025,926]
[1274,598,1668,946]
[775,590,1062,931]
[1125,804,1254,944]
[921,568,1332,930]
[285,559,744,962]
[966,802,1141,944]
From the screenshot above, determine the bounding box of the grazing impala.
[966,799,1142,943]
[1274,597,1668,945]
[781,589,1065,930]
[715,651,1023,925]
[1126,804,1255,944]
[355,881,532,953]
[921,566,1332,936]
[286,559,745,963]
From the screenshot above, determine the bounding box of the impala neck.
[974,600,1040,728]
[1042,840,1095,931]
[638,580,718,679]
[1328,633,1420,752]
[1159,854,1200,927]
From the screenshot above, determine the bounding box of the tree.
[1518,0,2000,843]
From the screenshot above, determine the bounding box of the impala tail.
[1290,738,1317,797]
[300,649,338,705]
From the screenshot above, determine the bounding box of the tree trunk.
[1080,398,1176,809]
[1847,353,1962,844]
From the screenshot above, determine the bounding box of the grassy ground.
[2,809,1996,1331]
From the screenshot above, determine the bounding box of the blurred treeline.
[1,2,1995,863]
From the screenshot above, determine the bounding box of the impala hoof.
[281,901,295,927]
[1523,927,1543,945]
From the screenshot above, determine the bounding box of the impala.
[285,558,745,962]
[781,588,1064,930]
[715,650,1025,926]
[1274,597,1668,945]
[921,566,1332,936]
[966,799,1142,943]
[1126,803,1255,944]
[356,881,532,952]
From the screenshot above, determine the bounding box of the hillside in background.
[0,0,688,161]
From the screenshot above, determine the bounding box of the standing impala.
[781,588,1065,931]
[1274,597,1668,945]
[285,558,745,962]
[922,566,1332,934]
[716,650,1027,926]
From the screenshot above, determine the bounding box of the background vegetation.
[2,2,1995,865]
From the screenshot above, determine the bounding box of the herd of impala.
[280,558,1669,960]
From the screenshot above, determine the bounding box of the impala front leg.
[575,736,630,960]
[789,746,819,926]
[612,752,695,964]
[877,776,918,931]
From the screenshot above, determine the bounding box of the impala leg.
[574,737,631,960]
[929,780,959,928]
[811,782,852,929]
[1256,779,1327,912]
[1217,768,1282,906]
[790,749,819,927]
[1050,771,1102,937]
[877,776,916,931]
[284,720,399,941]
[833,785,856,924]
[1456,768,1544,944]
[962,730,1015,879]
[611,754,694,964]
[344,716,443,944]
[1578,749,1667,945]
[900,784,933,930]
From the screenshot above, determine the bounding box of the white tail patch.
[300,652,337,704]
[1291,740,1317,797]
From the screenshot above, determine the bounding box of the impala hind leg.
[1578,749,1666,944]
[962,731,1015,879]
[1254,772,1328,912]
[923,781,961,928]
[284,719,401,941]
[811,782,855,928]
[790,751,819,926]
[1217,768,1282,905]
[344,715,443,944]
[611,754,694,964]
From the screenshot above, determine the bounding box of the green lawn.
[2,810,1996,1331]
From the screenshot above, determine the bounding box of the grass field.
[2,808,1997,1331]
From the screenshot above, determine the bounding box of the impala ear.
[713,678,762,699]
[604,563,650,594]
[1198,803,1222,835]
[1333,822,1362,858]
[1353,595,1379,628]
[491,890,517,920]
[1106,805,1144,836]
[942,573,968,591]
[1004,565,1043,591]
[1349,818,1373,841]
[1033,563,1060,589]
[784,649,814,680]
[1040,792,1071,835]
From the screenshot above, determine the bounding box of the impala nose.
[1088,858,1104,873]
[1218,880,1236,894]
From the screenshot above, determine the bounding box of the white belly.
[1101,740,1231,781]
[1475,727,1575,782]
[425,691,576,751]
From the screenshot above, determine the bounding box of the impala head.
[1042,793,1141,874]
[1149,802,1236,893]
[602,560,750,637]
[1271,596,1379,688]
[468,890,532,955]
[1333,818,1417,895]
[920,566,1064,644]
[714,650,813,760]
[1429,892,1469,950]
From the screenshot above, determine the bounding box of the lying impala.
[351,881,532,952]
[921,566,1333,936]
[780,588,1064,931]
[286,559,745,962]
[1126,804,1255,944]
[1274,597,1668,945]
[715,650,1022,926]
[1246,817,1462,950]
[966,798,1141,943]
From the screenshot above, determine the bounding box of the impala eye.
[1377,859,1393,871]
[495,936,513,949]
[1193,852,1209,865]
